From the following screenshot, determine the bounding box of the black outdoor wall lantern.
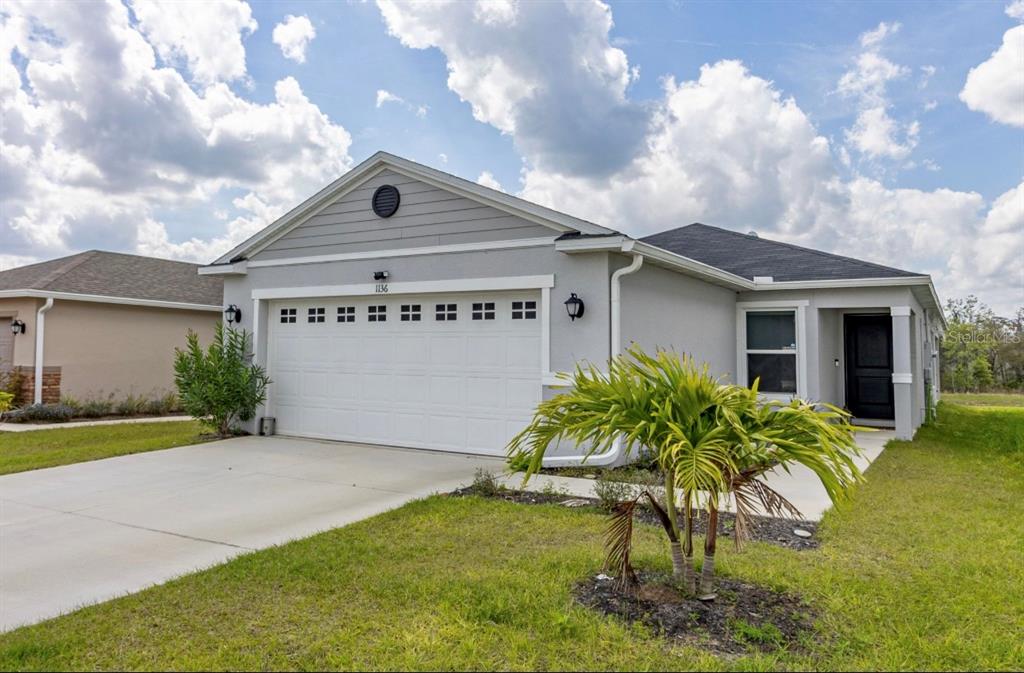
[224,304,242,325]
[10,319,26,335]
[564,293,585,321]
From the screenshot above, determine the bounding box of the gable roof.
[0,251,223,308]
[212,151,616,265]
[641,223,925,282]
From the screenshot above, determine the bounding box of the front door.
[844,314,895,420]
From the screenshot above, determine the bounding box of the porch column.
[891,306,913,439]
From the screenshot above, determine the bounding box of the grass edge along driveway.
[0,420,209,475]
[0,402,1022,671]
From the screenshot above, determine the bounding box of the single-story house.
[201,151,944,463]
[0,251,223,404]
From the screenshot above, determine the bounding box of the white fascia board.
[216,151,616,264]
[246,237,557,270]
[0,289,222,312]
[198,261,248,276]
[631,241,755,290]
[554,236,629,253]
[252,274,556,300]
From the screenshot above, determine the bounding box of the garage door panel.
[269,290,541,456]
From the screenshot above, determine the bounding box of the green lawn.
[0,421,208,475]
[1,403,1022,671]
[941,391,1024,407]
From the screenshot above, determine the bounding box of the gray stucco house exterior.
[201,152,944,463]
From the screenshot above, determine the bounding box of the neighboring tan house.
[0,251,223,405]
[200,151,944,463]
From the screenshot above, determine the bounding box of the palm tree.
[507,346,863,600]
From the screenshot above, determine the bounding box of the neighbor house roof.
[0,251,223,308]
[641,223,926,282]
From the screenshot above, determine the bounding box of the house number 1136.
[375,283,389,294]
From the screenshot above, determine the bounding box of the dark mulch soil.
[575,571,817,656]
[452,486,820,550]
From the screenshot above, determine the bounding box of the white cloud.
[836,24,919,162]
[376,88,428,117]
[476,170,503,191]
[918,65,936,88]
[377,2,1019,313]
[1007,0,1024,20]
[130,0,257,85]
[960,23,1024,127]
[1,0,352,264]
[377,0,645,177]
[438,152,448,164]
[272,14,316,64]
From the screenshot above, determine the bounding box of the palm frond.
[604,497,640,591]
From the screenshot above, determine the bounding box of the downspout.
[542,249,644,468]
[34,297,54,404]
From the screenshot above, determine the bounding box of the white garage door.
[268,291,542,455]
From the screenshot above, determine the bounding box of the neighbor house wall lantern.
[223,304,242,325]
[564,293,585,321]
[10,319,26,335]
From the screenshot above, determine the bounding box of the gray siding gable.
[252,169,555,261]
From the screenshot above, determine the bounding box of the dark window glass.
[746,311,796,350]
[435,303,457,321]
[337,306,355,323]
[472,301,495,320]
[747,354,797,393]
[400,304,422,322]
[280,308,297,324]
[512,300,537,320]
[307,307,325,323]
[368,305,387,323]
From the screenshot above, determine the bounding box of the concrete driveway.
[0,436,500,631]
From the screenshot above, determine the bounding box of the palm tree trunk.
[699,496,719,600]
[663,472,685,580]
[682,491,697,595]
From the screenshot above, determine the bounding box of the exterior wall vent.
[371,185,401,218]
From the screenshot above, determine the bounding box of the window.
[512,300,537,320]
[307,307,325,323]
[745,310,797,393]
[337,306,355,323]
[400,304,422,322]
[472,301,495,320]
[368,305,387,322]
[280,308,297,324]
[435,303,457,321]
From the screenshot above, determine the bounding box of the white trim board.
[0,290,221,312]
[251,275,556,300]
[242,237,557,271]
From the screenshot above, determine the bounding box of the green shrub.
[3,403,75,423]
[467,468,505,497]
[144,392,180,415]
[173,324,269,436]
[79,395,115,418]
[115,394,148,417]
[0,391,13,413]
[0,368,26,407]
[593,473,638,512]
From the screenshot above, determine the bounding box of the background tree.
[942,296,1023,392]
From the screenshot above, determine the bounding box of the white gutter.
[33,297,54,405]
[542,251,644,468]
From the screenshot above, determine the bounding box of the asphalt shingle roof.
[0,251,223,306]
[641,223,925,282]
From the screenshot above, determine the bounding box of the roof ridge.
[680,223,925,277]
[34,250,99,289]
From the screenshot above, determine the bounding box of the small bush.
[593,473,639,512]
[467,469,505,497]
[0,391,13,413]
[145,392,181,416]
[0,368,26,407]
[3,403,75,423]
[79,395,115,418]
[730,619,784,647]
[116,394,148,416]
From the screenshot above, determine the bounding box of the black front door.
[844,314,895,420]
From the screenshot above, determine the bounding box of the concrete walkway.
[499,430,893,521]
[0,415,195,433]
[0,436,500,631]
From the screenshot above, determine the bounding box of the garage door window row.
[278,299,538,326]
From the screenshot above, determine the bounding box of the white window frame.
[736,300,808,400]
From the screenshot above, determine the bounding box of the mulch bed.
[576,571,816,656]
[451,486,820,550]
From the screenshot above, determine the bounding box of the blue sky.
[1,0,1021,312]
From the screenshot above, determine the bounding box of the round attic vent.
[371,185,401,218]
